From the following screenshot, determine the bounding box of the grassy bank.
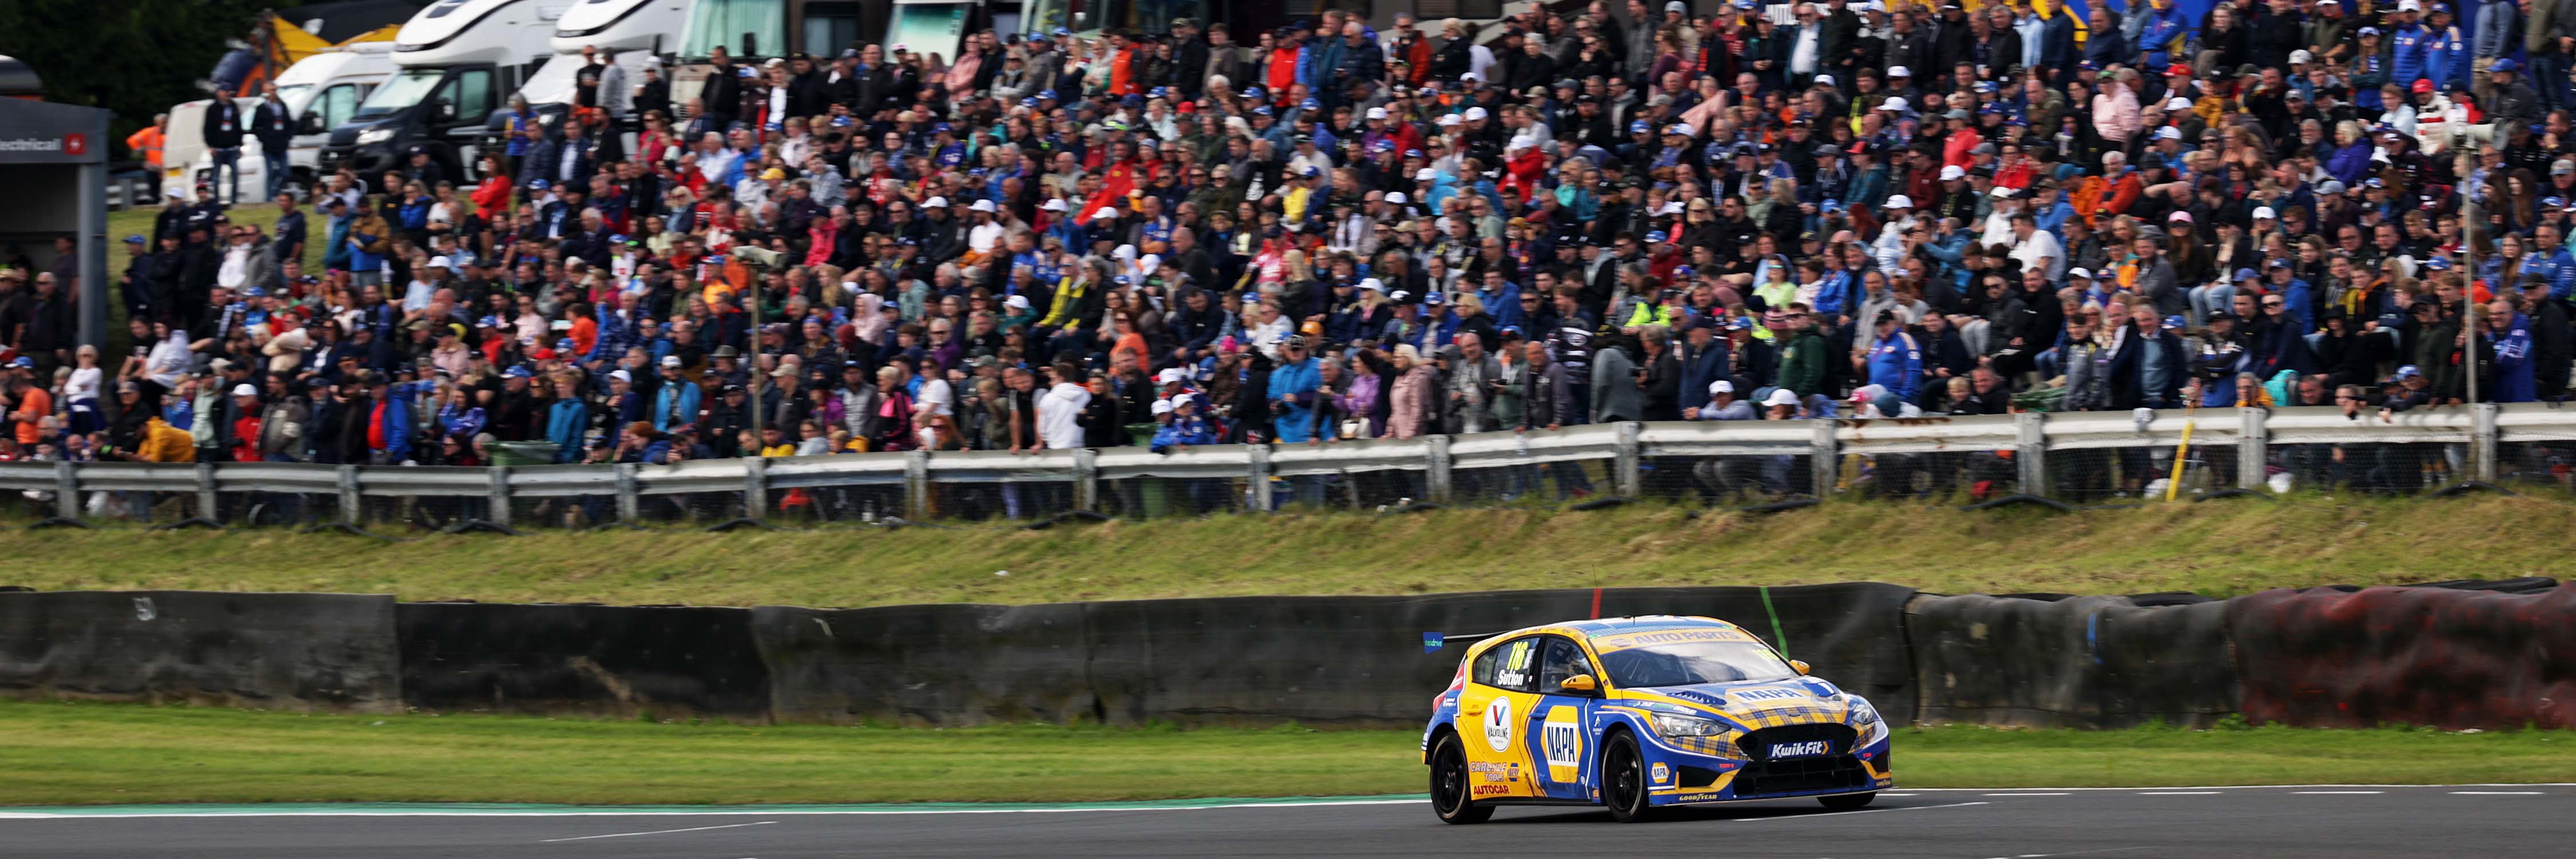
[3,701,2570,805]
[0,494,2565,607]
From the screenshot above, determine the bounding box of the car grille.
[1733,724,1867,797]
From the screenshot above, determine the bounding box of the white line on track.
[1983,848,2150,859]
[2449,791,2546,795]
[1982,793,2071,797]
[2134,791,2221,795]
[540,821,776,842]
[1726,800,1988,822]
[2293,791,2383,795]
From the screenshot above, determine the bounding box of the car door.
[1528,636,1602,802]
[1457,635,1544,801]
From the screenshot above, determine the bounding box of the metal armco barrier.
[1,403,2558,528]
[1907,595,2237,729]
[0,591,401,712]
[2230,585,2576,730]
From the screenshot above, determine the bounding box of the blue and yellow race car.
[1420,615,1892,823]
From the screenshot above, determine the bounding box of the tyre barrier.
[1907,594,2236,728]
[2229,585,2576,730]
[0,591,400,712]
[396,603,771,719]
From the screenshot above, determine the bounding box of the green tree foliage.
[0,0,274,156]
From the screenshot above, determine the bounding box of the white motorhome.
[319,0,566,187]
[167,43,397,203]
[515,0,689,115]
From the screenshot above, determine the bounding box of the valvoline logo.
[1768,741,1830,758]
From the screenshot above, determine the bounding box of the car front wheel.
[1429,732,1493,824]
[1602,733,1655,822]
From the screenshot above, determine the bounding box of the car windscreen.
[357,68,445,117]
[1598,640,1797,688]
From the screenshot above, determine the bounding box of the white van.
[167,43,396,203]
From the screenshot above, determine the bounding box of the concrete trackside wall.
[0,591,401,712]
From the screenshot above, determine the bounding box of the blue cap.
[2365,177,2386,188]
[1646,231,1668,243]
[1253,105,1273,116]
[1424,292,1445,305]
[1629,120,1651,134]
[1051,27,1072,37]
[1149,86,1170,98]
[9,356,33,368]
[1240,87,1263,98]
[1115,275,1132,284]
[476,315,500,327]
[2546,196,2567,209]
[2266,258,2291,270]
[503,366,531,379]
[2495,58,2523,73]
[1673,265,1695,278]
[242,286,266,298]
[1499,325,1524,337]
[1301,97,1321,110]
[2163,315,2186,328]
[554,337,575,351]
[1021,97,1039,107]
[931,122,954,133]
[705,254,726,264]
[1039,89,1059,100]
[608,233,628,244]
[2395,365,2424,379]
[2235,267,2260,280]
[123,233,145,243]
[2425,256,2453,271]
[528,179,550,190]
[1302,165,1321,177]
[830,116,854,127]
[1404,148,1424,159]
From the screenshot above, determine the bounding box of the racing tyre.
[1429,733,1492,824]
[1602,733,1656,823]
[1819,791,1877,810]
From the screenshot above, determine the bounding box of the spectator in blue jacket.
[2489,300,2538,402]
[1858,310,1922,403]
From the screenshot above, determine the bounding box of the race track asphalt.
[3,785,2568,858]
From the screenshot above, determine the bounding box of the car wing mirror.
[1558,675,1598,694]
[1789,659,1811,675]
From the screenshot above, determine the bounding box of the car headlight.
[1846,698,1881,727]
[1843,697,1889,746]
[355,128,393,145]
[1650,714,1726,738]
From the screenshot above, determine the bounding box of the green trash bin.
[488,441,562,467]
[1119,422,1169,518]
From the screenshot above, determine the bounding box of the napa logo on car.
[1650,762,1670,784]
[1542,706,1582,780]
[1768,740,1831,758]
[1732,687,1807,703]
[1484,696,1514,751]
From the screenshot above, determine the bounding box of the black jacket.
[203,101,244,149]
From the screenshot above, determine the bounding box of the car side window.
[1477,636,1541,693]
[1539,637,1597,692]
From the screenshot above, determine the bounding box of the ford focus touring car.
[1421,616,1891,823]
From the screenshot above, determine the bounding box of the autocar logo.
[1484,697,1513,752]
[1768,740,1830,758]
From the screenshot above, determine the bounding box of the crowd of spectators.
[3,0,2573,509]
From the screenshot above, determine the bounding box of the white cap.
[608,370,633,383]
[1416,167,1440,181]
[231,383,258,398]
[1386,192,1409,204]
[1658,201,1685,215]
[1507,135,1535,151]
[1764,389,1801,407]
[923,196,950,208]
[2068,267,2093,280]
[1093,207,1119,220]
[428,255,452,268]
[1152,398,1175,415]
[1939,165,1965,181]
[1464,106,1489,121]
[1157,367,1187,384]
[1005,294,1032,310]
[1666,124,1695,136]
[660,355,682,367]
[2291,49,2314,64]
[2165,97,2192,112]
[1887,65,1912,78]
[1360,278,1385,292]
[1815,74,1836,87]
[2399,0,2421,10]
[970,199,997,212]
[1042,199,1068,212]
[1366,106,1388,120]
[1880,96,1909,112]
[2254,206,2278,219]
[1437,113,1462,126]
[1460,71,1481,82]
[1885,194,1914,209]
[1709,380,1735,394]
[2156,126,2183,140]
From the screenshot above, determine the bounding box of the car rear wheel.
[1429,733,1492,824]
[1819,791,1876,810]
[1602,733,1655,823]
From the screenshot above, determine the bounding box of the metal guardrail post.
[1614,422,1643,498]
[904,450,931,520]
[1246,444,1273,512]
[2238,407,2268,489]
[2472,402,2500,483]
[2016,411,2047,495]
[54,460,79,521]
[195,462,219,521]
[488,466,512,525]
[1425,435,1452,504]
[1811,419,1839,496]
[337,465,361,525]
[614,463,640,524]
[1073,448,1099,512]
[741,457,769,521]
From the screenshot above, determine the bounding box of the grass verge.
[0,494,2567,607]
[5,701,2573,806]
